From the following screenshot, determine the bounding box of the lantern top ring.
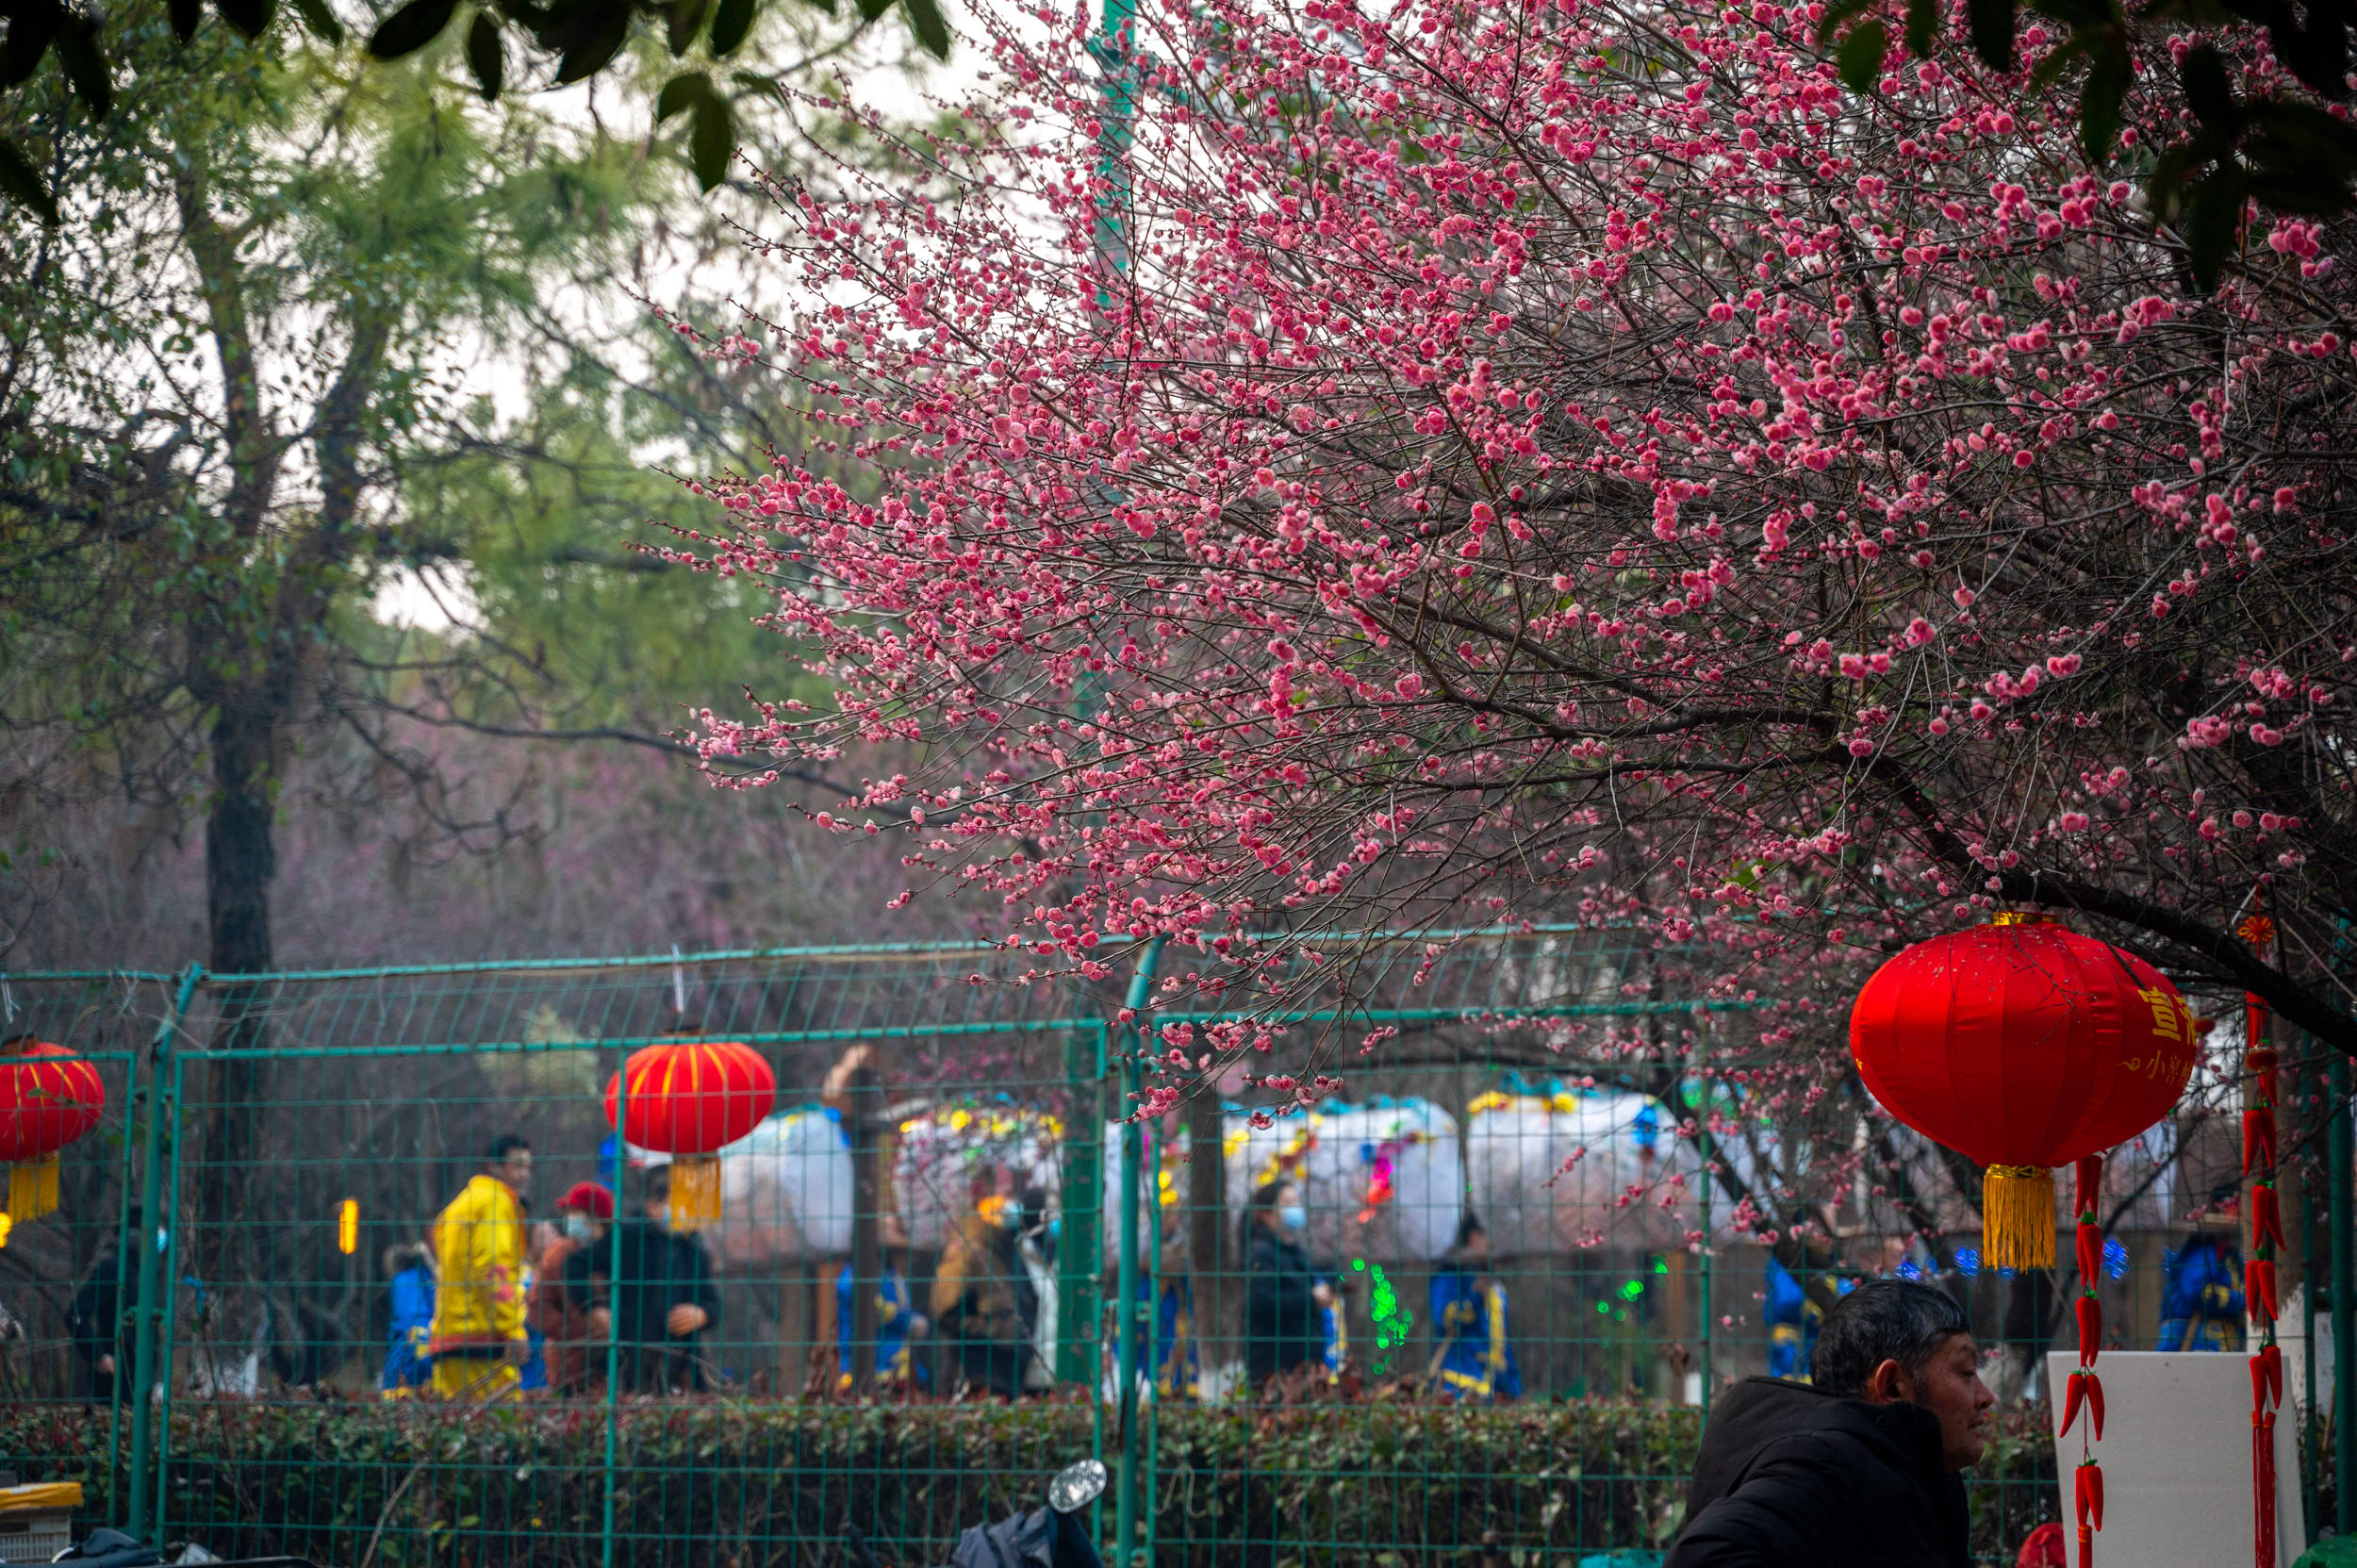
[1987,1163,2047,1179]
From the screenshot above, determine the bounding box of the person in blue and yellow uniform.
[2161,1228,2245,1352]
[1761,1253,1863,1381]
[1148,1208,1200,1399]
[379,1242,436,1397]
[1426,1213,1520,1401]
[834,1213,931,1390]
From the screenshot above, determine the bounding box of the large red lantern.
[603,1037,775,1230]
[0,1036,106,1223]
[1850,914,2196,1271]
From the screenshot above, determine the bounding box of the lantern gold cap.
[1989,911,2052,927]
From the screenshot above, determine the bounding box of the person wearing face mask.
[528,1181,613,1396]
[1242,1179,1330,1392]
[563,1164,721,1394]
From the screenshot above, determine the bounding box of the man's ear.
[1863,1357,1913,1404]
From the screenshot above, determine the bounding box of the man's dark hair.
[487,1133,530,1164]
[645,1163,673,1199]
[1808,1279,1972,1397]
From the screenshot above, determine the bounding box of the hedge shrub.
[1,1399,2060,1566]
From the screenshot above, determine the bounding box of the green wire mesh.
[0,937,2125,1564]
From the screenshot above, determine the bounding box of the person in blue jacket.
[835,1214,931,1390]
[1426,1213,1520,1401]
[381,1242,435,1397]
[1763,1257,1859,1380]
[2161,1230,2245,1352]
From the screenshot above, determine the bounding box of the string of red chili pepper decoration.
[2062,1153,2105,1567]
[2241,908,2281,1568]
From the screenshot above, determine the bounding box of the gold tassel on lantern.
[668,1154,722,1231]
[6,1155,59,1222]
[1984,1164,2056,1270]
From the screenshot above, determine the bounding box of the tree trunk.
[197,696,276,1283]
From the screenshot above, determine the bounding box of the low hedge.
[2,1399,2060,1567]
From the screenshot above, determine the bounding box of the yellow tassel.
[1983,1164,2055,1271]
[668,1154,722,1231]
[6,1156,59,1223]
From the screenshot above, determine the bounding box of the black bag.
[945,1507,1101,1568]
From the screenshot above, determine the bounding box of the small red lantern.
[0,1036,106,1223]
[603,1038,775,1230]
[1850,914,2196,1270]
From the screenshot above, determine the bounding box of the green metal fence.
[1,932,2223,1564]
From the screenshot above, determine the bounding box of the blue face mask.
[1278,1203,1308,1232]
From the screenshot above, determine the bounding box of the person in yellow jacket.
[426,1134,533,1398]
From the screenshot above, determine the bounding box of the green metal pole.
[1114,938,1162,1568]
[126,965,197,1543]
[1698,1144,1713,1421]
[106,1046,140,1529]
[2331,1051,2353,1535]
[1142,1115,1161,1568]
[150,1048,190,1542]
[1063,1025,1106,1386]
[603,1056,628,1568]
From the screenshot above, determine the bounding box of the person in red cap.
[528,1180,614,1396]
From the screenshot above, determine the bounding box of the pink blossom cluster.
[667,0,2357,1096]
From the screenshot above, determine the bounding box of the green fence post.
[126,964,197,1544]
[604,1054,629,1568]
[1114,939,1162,1568]
[1698,1141,1713,1421]
[2332,1050,2353,1535]
[1062,1026,1106,1386]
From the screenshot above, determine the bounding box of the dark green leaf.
[1812,0,1872,44]
[731,67,780,93]
[667,0,711,52]
[168,0,200,39]
[368,0,459,57]
[689,90,733,191]
[289,0,346,44]
[2135,0,2238,22]
[855,0,892,24]
[1836,19,1887,91]
[656,68,709,121]
[2144,142,2199,223]
[466,12,503,98]
[1903,0,1938,56]
[0,137,58,225]
[708,0,754,54]
[901,0,948,50]
[2026,0,2109,25]
[1967,0,2016,71]
[2179,44,2237,131]
[54,17,111,119]
[215,0,275,41]
[0,0,60,87]
[2242,99,2357,176]
[2184,164,2247,291]
[2247,169,2357,215]
[2078,41,2129,162]
[552,0,630,81]
[2026,30,2089,91]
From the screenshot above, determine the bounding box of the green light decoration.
[1351,1258,1413,1372]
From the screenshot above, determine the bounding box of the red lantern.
[602,1038,775,1230]
[0,1037,106,1224]
[1849,914,2196,1271]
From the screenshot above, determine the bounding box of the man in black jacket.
[1668,1279,1994,1567]
[565,1165,722,1394]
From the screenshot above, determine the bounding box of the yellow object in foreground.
[0,1482,86,1511]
